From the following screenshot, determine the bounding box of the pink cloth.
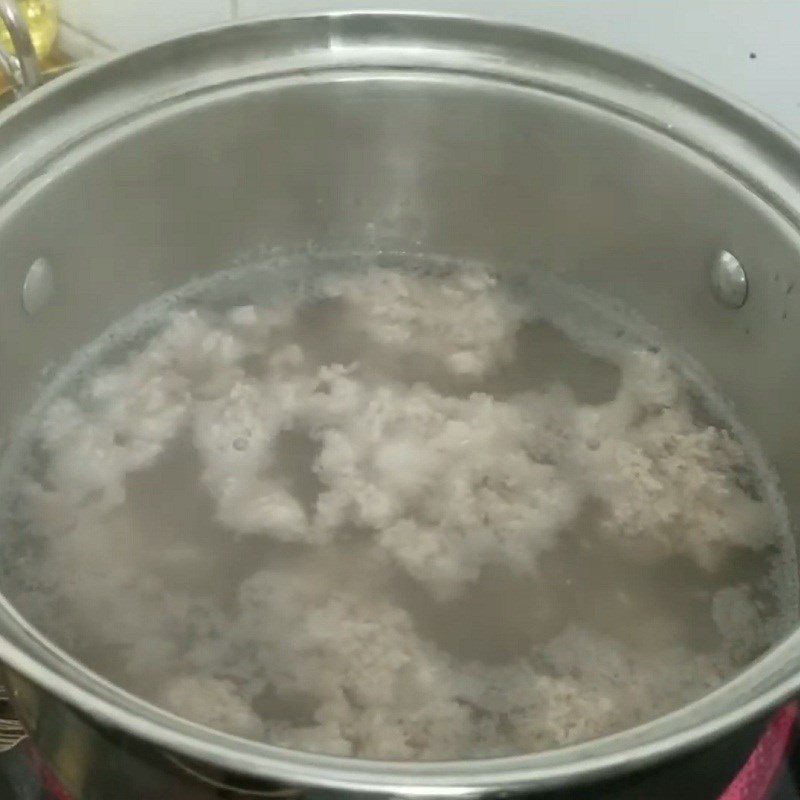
[720,702,798,800]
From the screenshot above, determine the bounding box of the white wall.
[57,0,800,134]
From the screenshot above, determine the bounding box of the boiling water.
[0,253,796,760]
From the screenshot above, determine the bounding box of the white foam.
[0,251,795,760]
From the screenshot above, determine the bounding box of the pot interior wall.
[1,69,800,668]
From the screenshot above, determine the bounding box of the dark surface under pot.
[0,706,797,800]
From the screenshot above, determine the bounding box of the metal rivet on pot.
[710,250,748,309]
[22,257,54,315]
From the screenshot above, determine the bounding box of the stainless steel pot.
[2,5,800,799]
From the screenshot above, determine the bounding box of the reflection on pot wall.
[55,0,800,136]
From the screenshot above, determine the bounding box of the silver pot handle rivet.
[0,0,41,95]
[22,256,54,315]
[710,249,748,309]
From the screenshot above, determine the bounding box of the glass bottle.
[0,0,58,62]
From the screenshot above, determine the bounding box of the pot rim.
[2,10,800,793]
